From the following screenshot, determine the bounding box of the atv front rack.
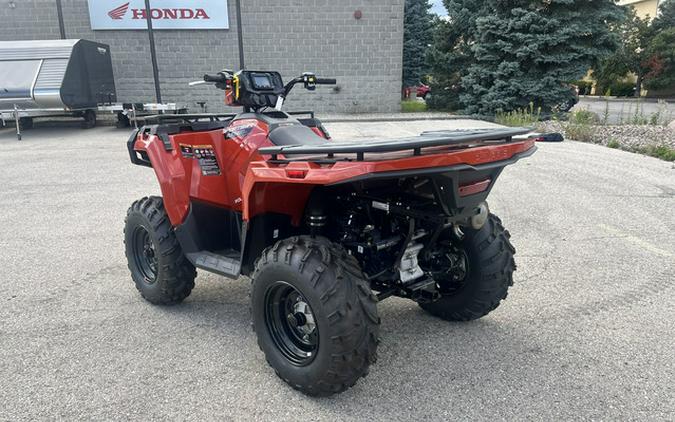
[138,110,316,125]
[259,127,533,162]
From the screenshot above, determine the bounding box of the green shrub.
[494,103,541,127]
[425,82,462,111]
[628,113,650,125]
[573,80,593,95]
[569,109,600,124]
[607,139,621,149]
[401,100,427,113]
[641,145,675,161]
[609,81,636,97]
[565,124,595,142]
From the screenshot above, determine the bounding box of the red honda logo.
[108,2,129,20]
[107,2,210,21]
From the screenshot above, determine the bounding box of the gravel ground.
[538,120,675,150]
[1,120,674,421]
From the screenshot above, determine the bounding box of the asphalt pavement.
[574,97,675,125]
[0,120,674,421]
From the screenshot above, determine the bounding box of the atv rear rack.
[259,127,532,162]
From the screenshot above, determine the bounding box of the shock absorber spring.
[307,213,327,237]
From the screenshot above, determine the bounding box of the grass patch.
[607,139,621,149]
[638,145,675,161]
[401,100,427,113]
[494,103,541,127]
[564,123,595,143]
[569,109,599,125]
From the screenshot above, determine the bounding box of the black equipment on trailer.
[0,39,116,110]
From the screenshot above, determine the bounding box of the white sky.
[430,0,448,16]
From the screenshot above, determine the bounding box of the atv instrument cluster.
[197,70,336,111]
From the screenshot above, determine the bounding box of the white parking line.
[598,224,674,258]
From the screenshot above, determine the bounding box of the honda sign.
[87,0,229,30]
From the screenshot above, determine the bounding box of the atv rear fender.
[128,128,192,224]
[241,139,536,222]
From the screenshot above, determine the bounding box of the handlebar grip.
[203,73,226,83]
[316,78,337,85]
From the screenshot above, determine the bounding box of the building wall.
[617,0,661,19]
[0,0,404,113]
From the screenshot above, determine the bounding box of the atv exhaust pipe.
[470,202,490,230]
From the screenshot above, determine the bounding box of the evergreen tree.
[426,1,486,110]
[402,0,434,88]
[462,0,624,114]
[428,0,624,113]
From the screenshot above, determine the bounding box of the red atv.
[124,69,536,396]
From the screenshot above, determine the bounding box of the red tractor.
[124,69,536,396]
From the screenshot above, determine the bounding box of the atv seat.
[268,125,328,146]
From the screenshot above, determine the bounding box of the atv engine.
[306,179,474,299]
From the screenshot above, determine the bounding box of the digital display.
[252,74,273,90]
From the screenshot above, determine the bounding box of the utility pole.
[235,0,245,69]
[55,0,66,39]
[144,0,162,103]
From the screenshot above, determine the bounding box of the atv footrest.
[404,277,436,292]
[375,277,440,302]
[187,250,241,279]
[402,277,440,303]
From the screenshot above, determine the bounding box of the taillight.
[286,169,307,179]
[458,178,491,197]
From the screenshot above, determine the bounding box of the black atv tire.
[124,196,196,305]
[419,214,516,321]
[81,109,97,129]
[251,236,379,396]
[19,117,33,130]
[116,112,131,128]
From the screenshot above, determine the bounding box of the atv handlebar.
[203,73,228,83]
[283,73,336,97]
[315,78,337,85]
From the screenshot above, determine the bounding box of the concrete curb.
[320,114,471,123]
[579,95,674,104]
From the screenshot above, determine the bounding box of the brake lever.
[188,80,209,86]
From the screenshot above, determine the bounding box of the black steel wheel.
[124,196,196,305]
[130,226,158,283]
[419,214,516,321]
[251,236,379,396]
[264,281,319,366]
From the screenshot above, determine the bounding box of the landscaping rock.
[536,120,675,158]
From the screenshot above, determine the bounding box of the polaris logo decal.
[89,1,229,30]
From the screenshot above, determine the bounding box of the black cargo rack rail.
[138,110,315,125]
[139,113,238,124]
[259,127,533,162]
